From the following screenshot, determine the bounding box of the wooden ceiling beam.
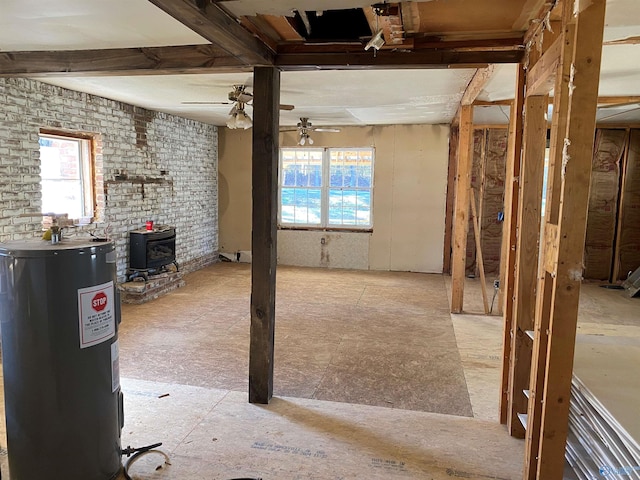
[0,45,249,77]
[238,17,280,52]
[473,96,640,107]
[276,49,524,70]
[604,36,640,45]
[276,37,525,54]
[473,99,514,106]
[451,64,497,127]
[597,96,640,106]
[147,0,274,65]
[461,65,496,105]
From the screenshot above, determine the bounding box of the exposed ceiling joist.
[461,65,497,105]
[603,36,640,45]
[597,96,640,106]
[473,99,514,106]
[147,0,274,66]
[276,37,524,54]
[276,49,523,70]
[0,45,248,77]
[475,96,640,107]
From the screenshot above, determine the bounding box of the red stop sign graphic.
[92,292,108,312]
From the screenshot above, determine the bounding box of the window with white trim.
[39,133,95,222]
[279,147,374,229]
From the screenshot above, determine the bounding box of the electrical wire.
[121,443,262,480]
[498,105,510,123]
[123,447,170,480]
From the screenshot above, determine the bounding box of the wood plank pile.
[566,375,640,479]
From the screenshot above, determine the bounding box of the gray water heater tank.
[0,238,123,480]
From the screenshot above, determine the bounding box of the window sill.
[278,226,373,234]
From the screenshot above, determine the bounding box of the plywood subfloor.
[113,378,524,480]
[119,264,473,417]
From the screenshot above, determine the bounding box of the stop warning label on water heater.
[78,281,116,349]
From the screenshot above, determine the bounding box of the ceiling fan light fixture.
[299,132,314,146]
[226,114,238,129]
[227,107,252,130]
[237,110,252,129]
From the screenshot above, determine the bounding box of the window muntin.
[281,148,323,225]
[328,148,373,227]
[39,133,94,221]
[279,147,374,229]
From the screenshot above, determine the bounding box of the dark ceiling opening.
[292,9,372,42]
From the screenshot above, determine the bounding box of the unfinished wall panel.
[617,129,640,279]
[480,129,508,276]
[584,129,626,280]
[464,128,507,277]
[465,129,486,276]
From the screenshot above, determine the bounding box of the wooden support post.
[451,105,474,313]
[507,94,548,438]
[470,188,490,314]
[537,1,607,477]
[524,0,607,478]
[524,4,576,476]
[249,66,281,404]
[498,64,525,424]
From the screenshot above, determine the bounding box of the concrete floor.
[0,263,637,479]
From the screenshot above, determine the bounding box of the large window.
[279,147,374,229]
[39,133,94,222]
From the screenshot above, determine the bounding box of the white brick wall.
[0,78,218,281]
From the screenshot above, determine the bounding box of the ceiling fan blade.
[280,127,299,132]
[181,101,231,105]
[237,92,253,103]
[314,128,341,132]
[279,104,295,111]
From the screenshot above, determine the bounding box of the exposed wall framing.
[500,1,608,479]
[465,129,486,276]
[450,105,474,313]
[464,129,508,278]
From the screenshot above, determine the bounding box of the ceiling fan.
[182,85,295,129]
[282,117,341,145]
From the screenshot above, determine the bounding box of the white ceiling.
[2,0,640,127]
